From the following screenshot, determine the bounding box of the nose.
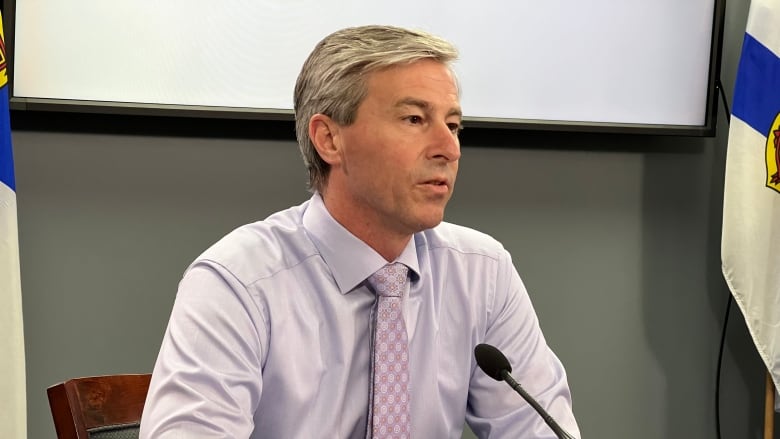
[428,121,461,162]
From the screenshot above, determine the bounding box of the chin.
[414,213,446,232]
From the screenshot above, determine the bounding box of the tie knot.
[368,263,408,298]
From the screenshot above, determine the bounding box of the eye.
[448,122,463,134]
[405,115,424,125]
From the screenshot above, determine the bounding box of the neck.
[319,192,411,262]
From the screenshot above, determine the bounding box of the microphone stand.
[500,370,577,439]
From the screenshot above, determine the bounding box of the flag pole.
[765,371,775,439]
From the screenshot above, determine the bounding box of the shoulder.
[191,202,318,285]
[418,221,507,261]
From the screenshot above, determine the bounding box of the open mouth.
[422,178,447,186]
[420,179,450,193]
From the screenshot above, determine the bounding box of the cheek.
[341,128,415,185]
[349,143,398,175]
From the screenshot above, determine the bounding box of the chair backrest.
[47,374,152,439]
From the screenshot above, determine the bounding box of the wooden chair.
[47,374,151,439]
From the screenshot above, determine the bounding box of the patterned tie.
[368,263,411,439]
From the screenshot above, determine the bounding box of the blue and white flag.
[0,11,27,438]
[721,0,780,410]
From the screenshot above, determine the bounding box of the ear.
[309,114,342,166]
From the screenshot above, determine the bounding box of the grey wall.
[12,0,776,437]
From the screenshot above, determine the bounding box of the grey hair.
[293,25,459,193]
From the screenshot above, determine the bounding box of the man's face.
[325,59,462,240]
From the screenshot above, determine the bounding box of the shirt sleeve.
[465,249,580,439]
[139,262,267,439]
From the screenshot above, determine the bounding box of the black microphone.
[474,343,577,439]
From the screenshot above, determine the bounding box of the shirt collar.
[302,193,420,294]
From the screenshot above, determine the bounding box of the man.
[140,25,579,438]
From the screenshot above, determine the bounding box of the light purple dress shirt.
[140,194,579,438]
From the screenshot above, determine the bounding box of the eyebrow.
[395,97,462,119]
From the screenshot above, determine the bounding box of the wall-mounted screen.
[5,0,724,135]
